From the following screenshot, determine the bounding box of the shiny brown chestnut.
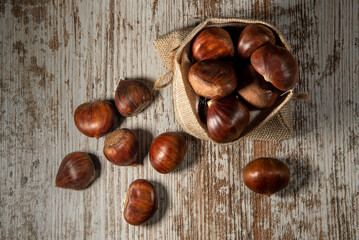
[192,27,235,61]
[237,23,276,59]
[149,132,187,174]
[242,158,290,195]
[197,97,209,125]
[74,101,116,139]
[55,152,96,190]
[115,80,152,117]
[188,59,238,99]
[123,179,158,225]
[103,129,139,166]
[207,94,249,143]
[251,45,298,91]
[237,65,280,109]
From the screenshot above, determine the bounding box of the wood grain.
[1,0,358,239]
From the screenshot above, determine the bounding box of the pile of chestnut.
[55,79,187,225]
[190,24,298,143]
[54,23,296,227]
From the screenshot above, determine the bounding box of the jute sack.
[154,18,294,144]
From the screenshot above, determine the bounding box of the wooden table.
[1,0,358,239]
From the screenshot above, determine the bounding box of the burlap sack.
[154,18,294,144]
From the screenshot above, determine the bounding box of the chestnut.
[207,94,249,143]
[237,65,280,109]
[197,97,209,125]
[115,79,152,117]
[55,152,96,190]
[242,158,290,195]
[192,27,235,61]
[74,101,116,139]
[188,59,238,99]
[103,129,139,166]
[149,132,187,174]
[237,24,276,59]
[251,45,298,91]
[123,179,158,225]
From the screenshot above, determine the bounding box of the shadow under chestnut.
[291,100,316,139]
[132,128,154,165]
[172,133,201,173]
[88,153,102,184]
[144,181,169,226]
[276,157,314,198]
[104,99,125,130]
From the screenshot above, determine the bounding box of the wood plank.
[0,0,358,239]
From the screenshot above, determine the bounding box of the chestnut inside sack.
[154,18,296,144]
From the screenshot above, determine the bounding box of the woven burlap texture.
[154,18,294,145]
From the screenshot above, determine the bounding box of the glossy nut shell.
[115,80,152,117]
[192,27,235,61]
[188,59,238,99]
[123,179,158,225]
[242,158,290,195]
[103,129,139,166]
[251,45,298,91]
[55,152,96,190]
[237,65,280,109]
[149,132,187,174]
[207,94,250,143]
[74,101,116,139]
[237,23,276,59]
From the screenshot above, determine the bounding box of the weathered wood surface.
[0,0,358,239]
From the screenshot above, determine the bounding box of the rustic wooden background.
[1,0,358,239]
